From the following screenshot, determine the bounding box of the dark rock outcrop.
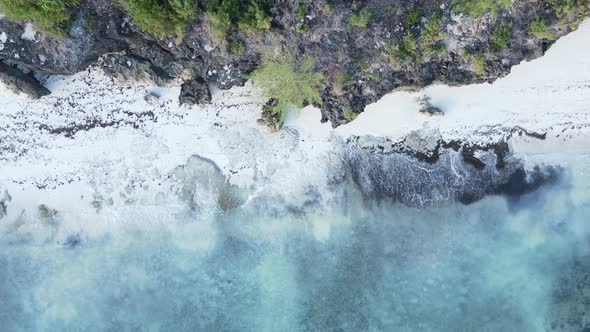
[256,98,281,132]
[0,0,587,126]
[0,62,50,98]
[179,77,212,106]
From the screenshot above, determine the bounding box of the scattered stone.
[179,77,212,106]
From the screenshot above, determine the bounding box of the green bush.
[322,4,333,17]
[529,18,556,40]
[206,0,271,42]
[0,0,79,36]
[451,0,512,18]
[462,51,485,75]
[491,24,512,50]
[406,8,420,26]
[549,0,589,27]
[296,3,309,18]
[343,108,358,121]
[118,0,198,38]
[334,72,353,93]
[252,57,323,130]
[472,56,485,75]
[386,32,419,63]
[421,14,446,56]
[228,40,246,55]
[348,8,371,29]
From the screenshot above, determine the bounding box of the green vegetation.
[296,22,309,32]
[348,8,371,29]
[549,0,589,28]
[322,4,333,17]
[359,58,369,71]
[118,0,198,38]
[382,13,448,63]
[334,72,353,93]
[228,40,246,55]
[386,31,419,63]
[0,0,79,36]
[451,0,512,18]
[252,57,323,130]
[529,18,556,40]
[296,3,309,18]
[367,72,379,80]
[406,8,420,26]
[206,0,271,41]
[85,14,95,32]
[421,14,446,56]
[491,24,512,50]
[463,51,485,75]
[343,108,358,121]
[472,56,485,75]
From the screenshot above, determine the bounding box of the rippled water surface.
[1,155,590,332]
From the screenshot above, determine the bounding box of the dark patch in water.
[345,141,563,207]
[62,234,82,248]
[494,166,561,197]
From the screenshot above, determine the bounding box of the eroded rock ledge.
[0,0,588,127]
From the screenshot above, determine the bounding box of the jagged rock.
[0,62,50,98]
[144,91,160,105]
[179,77,212,106]
[257,98,281,132]
[102,54,171,85]
[417,96,444,116]
[0,0,586,126]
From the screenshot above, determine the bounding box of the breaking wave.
[1,140,588,331]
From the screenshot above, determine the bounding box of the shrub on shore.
[529,18,556,40]
[0,0,79,36]
[451,0,512,18]
[206,0,271,42]
[118,0,198,38]
[252,56,323,131]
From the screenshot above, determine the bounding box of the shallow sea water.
[1,154,589,332]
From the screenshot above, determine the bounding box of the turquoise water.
[1,157,589,331]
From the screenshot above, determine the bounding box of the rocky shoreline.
[0,0,588,128]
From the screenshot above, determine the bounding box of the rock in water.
[417,96,444,116]
[0,62,50,98]
[0,201,6,219]
[179,77,212,106]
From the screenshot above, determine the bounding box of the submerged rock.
[38,204,57,220]
[172,155,245,214]
[0,201,6,219]
[417,96,444,116]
